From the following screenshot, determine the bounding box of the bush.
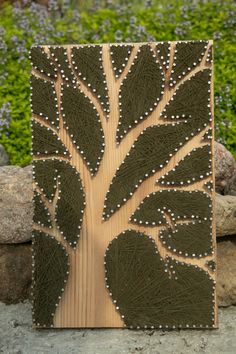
[0,0,235,165]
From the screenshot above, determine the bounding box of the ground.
[0,302,236,354]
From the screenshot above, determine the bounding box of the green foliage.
[0,0,235,165]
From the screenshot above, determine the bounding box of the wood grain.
[33,41,217,328]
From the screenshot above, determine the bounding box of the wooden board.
[31,41,217,329]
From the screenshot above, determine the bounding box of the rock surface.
[0,144,9,166]
[0,243,32,304]
[215,194,236,237]
[225,174,236,196]
[0,302,235,354]
[0,165,33,244]
[217,239,236,307]
[215,142,236,194]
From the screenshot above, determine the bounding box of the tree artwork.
[30,41,217,329]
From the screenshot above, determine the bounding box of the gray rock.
[0,165,33,244]
[225,174,236,196]
[217,239,236,307]
[215,142,236,194]
[0,243,32,304]
[0,302,236,354]
[215,194,236,237]
[0,144,9,166]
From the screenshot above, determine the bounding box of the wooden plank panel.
[31,41,217,328]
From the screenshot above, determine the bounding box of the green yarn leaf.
[117,44,165,142]
[156,42,170,70]
[30,75,59,129]
[158,145,212,187]
[33,159,85,247]
[71,45,109,114]
[50,47,75,85]
[61,83,104,175]
[161,69,212,126]
[30,46,57,79]
[110,44,133,77]
[105,230,214,328]
[159,221,213,257]
[170,40,208,86]
[131,190,211,226]
[32,230,69,327]
[33,191,52,228]
[31,120,69,158]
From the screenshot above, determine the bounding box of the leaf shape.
[156,42,170,70]
[50,47,75,84]
[55,161,85,247]
[159,220,213,257]
[71,45,109,114]
[33,191,52,228]
[30,46,57,79]
[110,44,133,77]
[61,83,104,175]
[170,40,208,86]
[33,159,57,201]
[131,190,211,226]
[30,75,59,128]
[33,159,85,247]
[202,128,213,142]
[158,145,212,186]
[161,69,212,127]
[206,260,216,272]
[105,230,214,328]
[206,45,213,64]
[31,120,69,157]
[32,230,69,327]
[117,44,165,142]
[103,122,207,220]
[204,181,213,192]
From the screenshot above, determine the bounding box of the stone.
[215,194,236,237]
[0,165,33,244]
[217,239,236,307]
[0,144,9,166]
[215,141,236,194]
[0,302,236,353]
[0,243,32,304]
[225,173,236,196]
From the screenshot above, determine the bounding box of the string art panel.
[30,41,217,329]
